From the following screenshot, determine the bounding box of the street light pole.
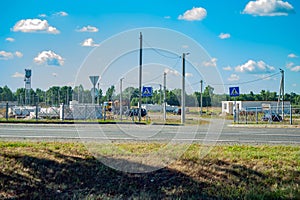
[200,80,203,115]
[138,32,143,122]
[163,72,167,122]
[120,78,124,121]
[181,53,189,124]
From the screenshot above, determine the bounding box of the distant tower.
[24,69,32,105]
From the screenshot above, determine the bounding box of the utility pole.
[97,82,100,105]
[200,80,203,115]
[277,69,284,119]
[138,32,143,122]
[181,53,189,124]
[163,72,167,121]
[120,78,124,121]
[159,84,162,106]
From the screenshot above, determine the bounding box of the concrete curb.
[228,124,300,129]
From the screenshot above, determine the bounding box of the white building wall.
[222,101,291,114]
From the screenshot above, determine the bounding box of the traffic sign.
[89,76,99,86]
[229,87,240,97]
[90,88,99,97]
[142,86,153,97]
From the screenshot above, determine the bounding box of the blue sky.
[1,0,300,95]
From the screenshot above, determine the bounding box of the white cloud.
[228,74,240,81]
[34,50,64,66]
[5,37,15,42]
[219,33,231,39]
[186,73,193,77]
[77,25,99,32]
[38,14,47,18]
[12,19,60,34]
[178,7,207,21]
[54,11,68,17]
[292,83,297,87]
[0,51,23,60]
[288,53,298,58]
[12,72,24,78]
[291,66,300,72]
[15,51,23,58]
[243,0,295,16]
[255,74,274,81]
[223,66,232,71]
[164,68,180,76]
[0,51,14,60]
[164,16,171,19]
[203,58,217,67]
[235,60,275,73]
[81,38,99,47]
[286,62,294,68]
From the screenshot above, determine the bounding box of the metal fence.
[0,103,105,121]
[235,105,300,125]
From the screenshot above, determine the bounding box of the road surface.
[0,122,299,145]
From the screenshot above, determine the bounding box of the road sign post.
[229,87,240,123]
[89,76,99,105]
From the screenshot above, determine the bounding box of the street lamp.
[181,53,190,124]
[120,78,124,121]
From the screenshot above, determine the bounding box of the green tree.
[15,88,26,105]
[203,85,214,107]
[0,86,14,101]
[105,85,115,101]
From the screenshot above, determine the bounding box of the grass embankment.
[0,142,299,199]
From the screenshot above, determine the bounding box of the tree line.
[0,85,299,107]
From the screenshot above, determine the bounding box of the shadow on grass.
[1,149,299,199]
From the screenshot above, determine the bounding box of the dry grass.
[0,142,299,199]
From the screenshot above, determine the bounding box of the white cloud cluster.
[0,51,13,60]
[15,51,23,58]
[164,68,180,76]
[0,51,23,60]
[203,58,217,67]
[288,53,298,58]
[38,14,47,18]
[81,38,99,47]
[291,66,300,72]
[235,60,275,73]
[5,37,15,42]
[178,7,207,21]
[77,25,99,32]
[228,74,240,81]
[243,0,295,16]
[54,11,68,17]
[11,72,24,78]
[286,62,294,68]
[34,50,64,66]
[219,33,231,39]
[223,66,232,71]
[13,19,60,34]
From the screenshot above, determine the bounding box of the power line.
[144,74,162,84]
[143,39,180,59]
[200,72,281,86]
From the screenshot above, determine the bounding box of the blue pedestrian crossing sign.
[229,87,240,97]
[142,86,153,97]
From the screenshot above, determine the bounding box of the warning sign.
[229,87,240,97]
[142,86,153,97]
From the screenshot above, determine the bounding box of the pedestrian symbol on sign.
[142,86,153,97]
[229,87,240,97]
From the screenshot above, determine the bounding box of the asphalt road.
[0,122,299,145]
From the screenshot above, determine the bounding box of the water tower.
[24,69,31,105]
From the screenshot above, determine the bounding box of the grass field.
[0,141,299,199]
